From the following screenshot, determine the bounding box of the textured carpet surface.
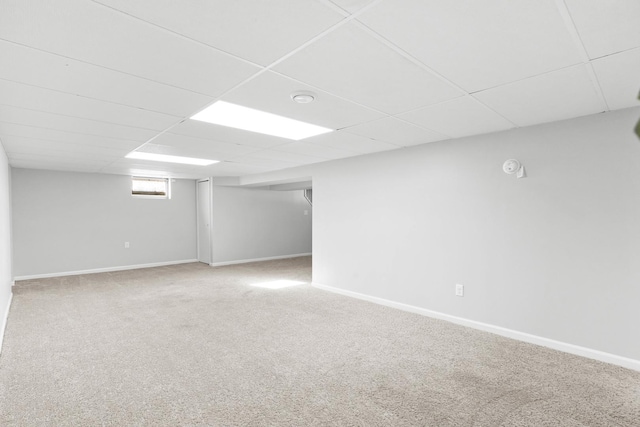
[1,256,639,426]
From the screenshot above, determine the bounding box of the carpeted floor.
[1,256,639,426]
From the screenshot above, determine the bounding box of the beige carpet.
[1,256,638,426]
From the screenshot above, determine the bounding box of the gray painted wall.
[311,108,640,361]
[11,169,197,277]
[0,141,12,342]
[211,185,312,264]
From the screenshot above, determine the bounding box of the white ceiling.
[0,0,638,179]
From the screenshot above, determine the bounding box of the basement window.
[131,177,170,199]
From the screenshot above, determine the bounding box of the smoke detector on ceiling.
[291,91,316,104]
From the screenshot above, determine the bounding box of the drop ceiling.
[0,0,638,179]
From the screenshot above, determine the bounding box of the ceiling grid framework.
[88,0,388,173]
[0,0,638,178]
[553,0,610,111]
[348,19,521,136]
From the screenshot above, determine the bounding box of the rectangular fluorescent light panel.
[190,101,333,140]
[126,151,218,166]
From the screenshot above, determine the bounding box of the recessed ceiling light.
[291,91,316,104]
[126,151,219,166]
[190,100,332,141]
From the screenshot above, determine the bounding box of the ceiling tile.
[137,143,225,161]
[242,149,326,165]
[592,48,640,111]
[329,0,377,14]
[0,0,259,96]
[93,0,344,66]
[169,119,292,149]
[140,134,258,160]
[0,122,142,150]
[0,79,181,131]
[8,151,116,165]
[152,133,258,157]
[0,104,159,142]
[104,157,277,178]
[358,0,582,92]
[221,71,384,129]
[100,160,187,175]
[473,65,605,127]
[565,0,640,59]
[0,135,135,157]
[305,130,398,154]
[9,159,105,174]
[202,162,273,176]
[274,23,463,114]
[96,167,166,177]
[271,141,359,160]
[0,40,213,117]
[344,117,447,147]
[103,159,222,178]
[224,155,304,171]
[398,96,515,138]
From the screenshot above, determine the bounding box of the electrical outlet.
[455,284,464,297]
[304,210,309,216]
[124,242,130,249]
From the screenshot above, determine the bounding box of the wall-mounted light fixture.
[503,159,526,179]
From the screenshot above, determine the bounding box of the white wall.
[311,107,640,361]
[11,169,197,277]
[0,140,12,348]
[210,185,312,264]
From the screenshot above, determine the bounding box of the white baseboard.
[209,253,311,268]
[14,259,199,281]
[312,282,640,373]
[0,291,13,355]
